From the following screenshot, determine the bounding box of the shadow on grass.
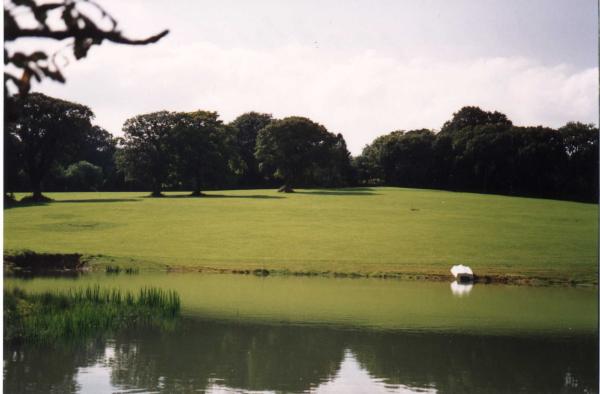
[145,193,285,200]
[294,188,379,196]
[4,198,140,209]
[56,198,140,203]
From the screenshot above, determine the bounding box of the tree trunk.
[277,184,294,193]
[150,181,163,197]
[190,177,204,196]
[29,176,50,201]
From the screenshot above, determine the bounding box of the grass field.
[4,187,598,284]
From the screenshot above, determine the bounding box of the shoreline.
[160,265,597,287]
[4,251,597,287]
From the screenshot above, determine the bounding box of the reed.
[4,285,180,344]
[105,266,139,275]
[105,265,121,274]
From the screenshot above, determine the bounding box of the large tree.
[117,111,179,197]
[355,129,436,188]
[450,123,516,193]
[4,129,23,199]
[173,111,238,196]
[310,133,355,187]
[559,122,599,201]
[229,112,274,187]
[6,93,94,201]
[255,116,339,192]
[68,125,117,190]
[510,126,567,197]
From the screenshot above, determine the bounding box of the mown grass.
[4,285,180,343]
[4,187,598,283]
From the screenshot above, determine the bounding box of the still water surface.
[4,273,598,393]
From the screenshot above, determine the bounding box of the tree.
[558,122,598,201]
[6,93,94,201]
[173,111,238,196]
[354,135,388,185]
[76,125,118,190]
[4,0,168,100]
[381,129,436,187]
[118,111,179,197]
[355,129,436,188]
[64,161,103,191]
[311,133,355,187]
[4,130,23,199]
[452,124,516,193]
[510,126,567,197]
[255,117,336,192]
[229,112,274,187]
[440,106,512,135]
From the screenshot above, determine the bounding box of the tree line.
[4,94,598,202]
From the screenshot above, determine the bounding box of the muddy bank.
[163,265,596,287]
[4,251,87,275]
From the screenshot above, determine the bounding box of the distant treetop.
[440,106,512,134]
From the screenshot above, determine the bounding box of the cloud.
[35,42,598,155]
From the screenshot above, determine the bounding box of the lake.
[4,273,598,393]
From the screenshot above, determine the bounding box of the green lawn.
[4,187,598,283]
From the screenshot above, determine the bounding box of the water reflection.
[450,281,473,296]
[4,318,597,393]
[309,350,436,394]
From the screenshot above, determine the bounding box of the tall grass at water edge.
[4,285,181,344]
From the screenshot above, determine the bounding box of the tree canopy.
[118,111,179,197]
[229,112,274,187]
[5,92,95,200]
[440,106,512,135]
[255,117,349,192]
[173,111,238,196]
[356,106,598,201]
[5,100,597,202]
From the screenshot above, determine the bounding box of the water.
[4,273,598,393]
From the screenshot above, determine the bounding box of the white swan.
[450,264,473,277]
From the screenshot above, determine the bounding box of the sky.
[15,0,599,155]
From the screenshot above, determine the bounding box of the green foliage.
[6,101,597,201]
[173,111,239,195]
[4,285,180,344]
[5,93,94,200]
[118,111,180,196]
[440,105,512,134]
[75,126,119,189]
[229,112,275,186]
[64,161,103,191]
[559,122,599,200]
[356,106,598,201]
[117,110,242,196]
[255,116,353,190]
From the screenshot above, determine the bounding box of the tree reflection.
[4,319,598,393]
[350,331,598,393]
